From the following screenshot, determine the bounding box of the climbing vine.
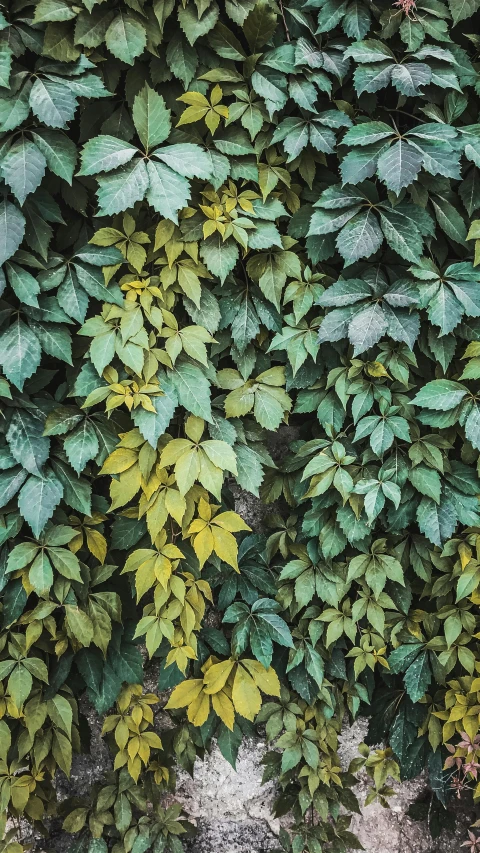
[1,0,480,850]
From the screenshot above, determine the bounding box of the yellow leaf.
[85,528,107,564]
[115,718,129,750]
[177,91,210,107]
[109,465,142,510]
[212,691,235,730]
[153,554,172,587]
[203,659,235,694]
[177,106,208,126]
[144,732,162,751]
[165,679,203,709]
[203,219,218,240]
[241,660,281,697]
[128,755,142,782]
[198,451,223,500]
[146,493,169,540]
[100,448,138,474]
[68,531,83,555]
[187,691,210,727]
[135,558,156,600]
[162,542,185,560]
[192,525,214,568]
[180,599,196,639]
[170,575,186,602]
[212,511,250,532]
[187,518,207,534]
[459,541,472,570]
[122,549,155,574]
[165,488,187,525]
[197,496,212,521]
[212,526,239,571]
[154,219,176,250]
[463,712,479,742]
[160,438,193,467]
[175,448,200,495]
[210,84,223,105]
[232,666,261,721]
[205,109,221,135]
[146,620,164,656]
[365,361,390,378]
[185,414,204,442]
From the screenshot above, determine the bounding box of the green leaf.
[412,379,467,409]
[29,551,53,596]
[6,409,49,476]
[417,496,457,546]
[243,1,277,52]
[29,78,77,128]
[388,643,423,673]
[96,159,149,216]
[169,360,212,422]
[166,31,198,88]
[447,0,480,24]
[337,210,383,264]
[0,87,30,133]
[0,41,11,88]
[132,85,171,151]
[31,129,77,184]
[380,213,420,264]
[65,605,94,646]
[2,579,27,627]
[64,420,100,474]
[132,382,178,447]
[8,665,33,708]
[376,140,423,194]
[0,138,46,205]
[0,200,26,265]
[409,465,441,503]
[5,262,40,308]
[391,63,432,96]
[404,650,431,702]
[348,304,387,354]
[51,458,92,515]
[200,233,239,282]
[0,317,41,391]
[153,143,213,179]
[179,3,219,45]
[18,470,63,537]
[28,320,72,365]
[145,160,190,223]
[217,722,243,768]
[0,468,28,509]
[42,21,80,61]
[79,135,137,176]
[105,12,146,65]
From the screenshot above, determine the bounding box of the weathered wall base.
[40,714,472,853]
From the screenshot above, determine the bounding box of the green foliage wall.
[2,0,480,850]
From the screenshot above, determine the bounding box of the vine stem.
[278,0,291,41]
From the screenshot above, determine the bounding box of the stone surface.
[338,720,472,853]
[34,714,474,853]
[177,739,279,853]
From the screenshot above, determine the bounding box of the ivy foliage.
[2,0,480,850]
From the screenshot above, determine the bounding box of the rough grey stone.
[176,738,279,853]
[33,714,474,853]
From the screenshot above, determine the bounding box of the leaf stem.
[278,0,291,42]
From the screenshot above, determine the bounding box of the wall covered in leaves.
[2,0,480,849]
